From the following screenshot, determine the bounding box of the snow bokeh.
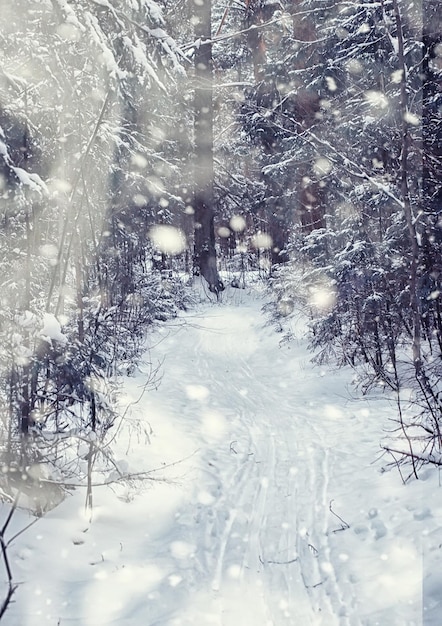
[251,232,273,250]
[149,225,187,255]
[229,215,247,233]
[309,284,336,312]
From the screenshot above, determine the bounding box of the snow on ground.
[3,285,442,625]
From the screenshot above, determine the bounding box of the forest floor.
[4,283,442,625]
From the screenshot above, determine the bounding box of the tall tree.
[193,0,224,294]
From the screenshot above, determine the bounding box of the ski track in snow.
[127,291,407,626]
[6,288,431,625]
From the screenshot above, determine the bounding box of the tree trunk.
[193,0,223,295]
[390,0,422,373]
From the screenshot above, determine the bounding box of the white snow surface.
[40,313,68,345]
[3,288,441,625]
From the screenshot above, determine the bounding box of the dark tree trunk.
[193,0,223,295]
[244,0,267,83]
[290,2,325,234]
[422,0,442,215]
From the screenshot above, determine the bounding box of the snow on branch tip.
[0,128,48,195]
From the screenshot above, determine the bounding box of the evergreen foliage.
[0,0,190,511]
[266,0,442,477]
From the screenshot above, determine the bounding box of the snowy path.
[6,288,434,625]
[118,290,422,626]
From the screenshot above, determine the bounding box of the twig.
[6,518,39,547]
[329,500,350,532]
[307,579,326,589]
[0,494,20,622]
[0,584,17,622]
[266,557,298,565]
[33,449,201,490]
[382,446,442,467]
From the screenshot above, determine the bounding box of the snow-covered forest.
[0,0,441,623]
